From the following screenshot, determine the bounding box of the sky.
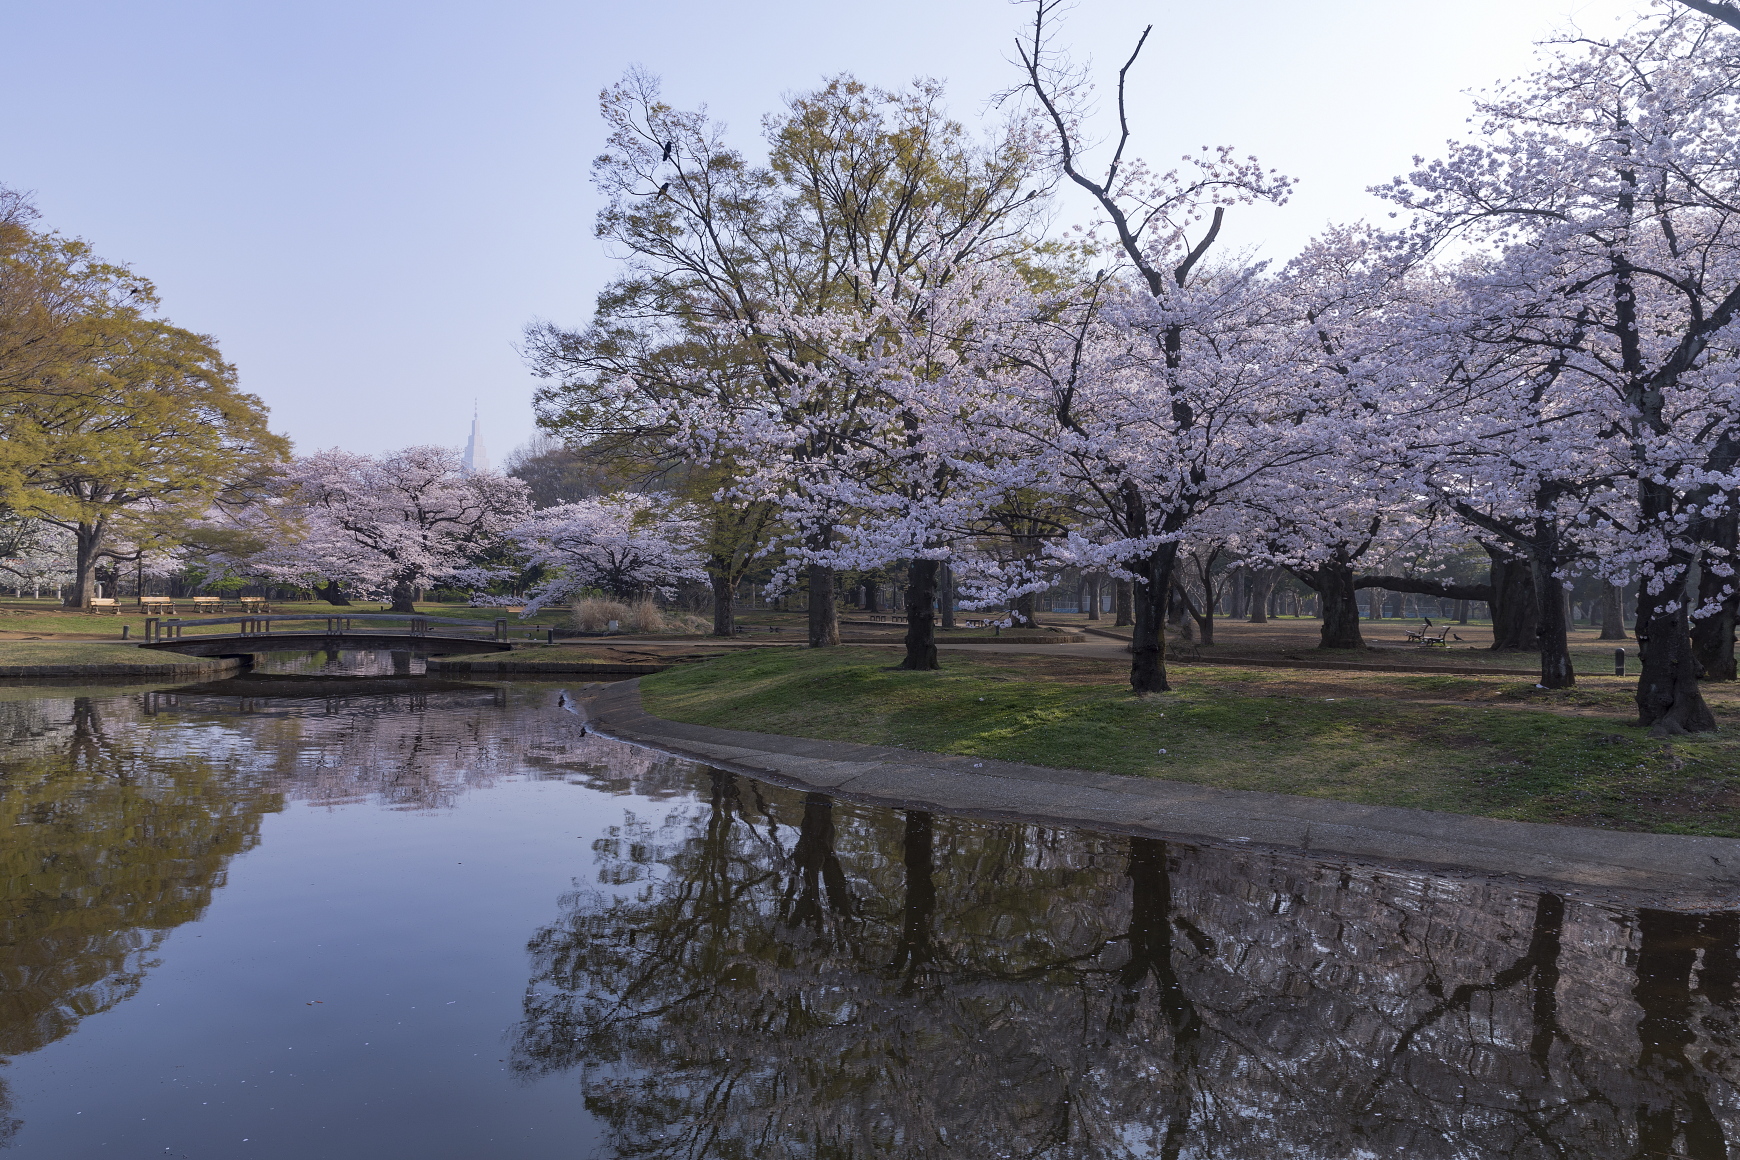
[4,0,1647,462]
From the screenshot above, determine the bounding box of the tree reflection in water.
[514,768,1740,1160]
[0,682,593,1145]
[0,695,284,1144]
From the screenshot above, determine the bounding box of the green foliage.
[0,191,288,602]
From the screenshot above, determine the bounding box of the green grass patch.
[640,647,1740,837]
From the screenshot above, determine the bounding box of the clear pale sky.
[4,0,1644,460]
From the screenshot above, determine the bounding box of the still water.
[1,664,1737,1158]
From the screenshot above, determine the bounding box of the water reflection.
[0,694,285,1144]
[1,678,1738,1157]
[514,768,1740,1159]
[253,648,427,676]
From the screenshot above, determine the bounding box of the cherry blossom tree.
[243,446,529,613]
[1013,0,1306,693]
[511,492,706,612]
[1380,7,1740,730]
[705,247,1045,670]
[527,69,1052,652]
[0,518,72,597]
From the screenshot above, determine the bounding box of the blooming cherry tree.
[512,493,706,612]
[1380,8,1740,730]
[245,446,529,612]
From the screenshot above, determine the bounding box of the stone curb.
[578,678,1740,910]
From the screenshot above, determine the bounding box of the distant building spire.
[463,402,490,472]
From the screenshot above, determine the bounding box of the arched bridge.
[137,613,544,658]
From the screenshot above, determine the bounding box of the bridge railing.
[143,612,542,644]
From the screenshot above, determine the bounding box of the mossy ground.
[640,646,1740,838]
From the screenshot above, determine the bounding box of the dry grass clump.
[661,610,714,634]
[572,597,711,635]
[572,598,631,631]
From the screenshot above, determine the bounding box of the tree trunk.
[890,811,936,982]
[788,793,848,930]
[1693,512,1738,681]
[940,564,955,629]
[1115,579,1133,627]
[1290,561,1365,649]
[1247,567,1275,624]
[1635,556,1716,734]
[1318,564,1364,649]
[1599,582,1628,641]
[1128,546,1177,694]
[806,564,839,648]
[316,580,351,607]
[1085,573,1101,621]
[1487,546,1538,651]
[899,558,940,671]
[65,520,106,608]
[1528,545,1574,689]
[1191,610,1214,645]
[710,571,736,637]
[389,579,417,614]
[1014,590,1037,627]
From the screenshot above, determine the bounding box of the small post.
[1615,647,1626,676]
[495,618,507,641]
[121,624,130,640]
[547,627,554,645]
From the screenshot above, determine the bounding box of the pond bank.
[580,677,1740,908]
[0,641,242,678]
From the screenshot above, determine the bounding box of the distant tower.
[463,404,490,472]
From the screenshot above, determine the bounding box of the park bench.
[237,596,272,612]
[190,596,224,613]
[1405,624,1451,648]
[88,598,120,614]
[139,596,177,614]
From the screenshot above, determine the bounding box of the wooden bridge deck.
[135,612,535,656]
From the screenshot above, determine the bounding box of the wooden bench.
[237,596,271,612]
[1406,624,1451,648]
[139,596,177,614]
[190,596,224,613]
[88,597,120,615]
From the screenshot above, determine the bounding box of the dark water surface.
[1,673,1738,1158]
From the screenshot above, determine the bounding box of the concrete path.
[578,678,1740,910]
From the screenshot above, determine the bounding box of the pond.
[0,669,1736,1158]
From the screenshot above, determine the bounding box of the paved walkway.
[577,678,1740,909]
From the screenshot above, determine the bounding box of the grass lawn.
[640,646,1740,838]
[1041,614,1636,675]
[0,641,217,667]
